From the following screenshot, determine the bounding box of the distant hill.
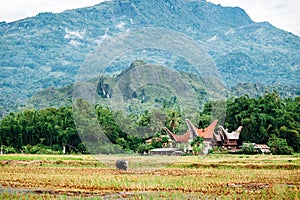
[28,60,213,112]
[0,0,299,114]
[28,61,299,114]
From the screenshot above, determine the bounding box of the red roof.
[164,120,218,142]
[164,128,190,143]
[196,120,218,139]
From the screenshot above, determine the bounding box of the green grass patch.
[0,154,90,161]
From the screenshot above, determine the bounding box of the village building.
[164,119,219,154]
[254,144,271,154]
[164,119,243,154]
[150,147,183,156]
[242,143,271,154]
[217,126,243,149]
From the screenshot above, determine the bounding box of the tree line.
[228,92,299,153]
[0,101,182,154]
[0,91,299,154]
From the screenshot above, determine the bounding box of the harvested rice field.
[0,154,299,199]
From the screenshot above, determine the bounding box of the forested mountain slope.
[0,0,299,114]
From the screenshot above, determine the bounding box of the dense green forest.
[0,101,182,154]
[227,92,299,152]
[200,91,300,153]
[0,92,299,154]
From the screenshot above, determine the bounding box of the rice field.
[0,153,299,199]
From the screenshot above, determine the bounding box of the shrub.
[268,134,294,155]
[242,143,255,154]
[208,148,214,154]
[3,146,17,154]
[22,144,61,154]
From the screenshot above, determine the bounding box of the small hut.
[254,144,271,154]
[150,148,183,156]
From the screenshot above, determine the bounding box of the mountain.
[0,0,299,114]
[28,60,299,114]
[28,60,215,112]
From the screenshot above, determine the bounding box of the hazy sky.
[0,0,299,36]
[208,0,300,36]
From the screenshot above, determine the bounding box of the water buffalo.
[116,160,128,171]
